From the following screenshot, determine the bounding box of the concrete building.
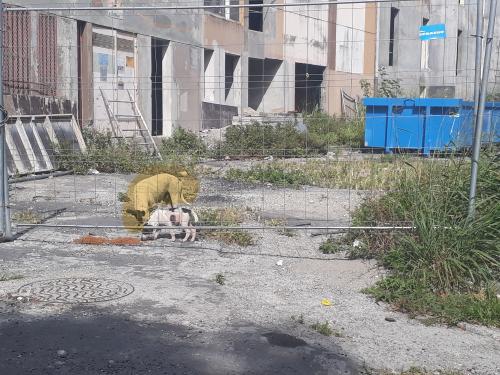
[377,0,500,100]
[2,1,377,139]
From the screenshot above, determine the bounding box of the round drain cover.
[17,278,134,303]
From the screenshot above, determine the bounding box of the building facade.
[2,0,377,138]
[377,0,500,100]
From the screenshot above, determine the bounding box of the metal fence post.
[468,0,497,220]
[0,0,12,240]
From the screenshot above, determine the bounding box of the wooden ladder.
[100,88,162,159]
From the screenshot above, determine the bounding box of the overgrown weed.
[198,208,254,246]
[350,152,500,326]
[55,128,200,175]
[225,157,434,190]
[12,210,42,224]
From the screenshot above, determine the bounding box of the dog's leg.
[190,227,196,242]
[166,220,175,242]
[181,216,190,242]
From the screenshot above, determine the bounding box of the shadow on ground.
[0,307,360,375]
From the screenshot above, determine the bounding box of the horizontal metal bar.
[7,113,74,119]
[9,170,73,183]
[5,0,417,12]
[14,223,415,231]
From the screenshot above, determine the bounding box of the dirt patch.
[74,236,141,246]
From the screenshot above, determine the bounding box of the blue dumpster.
[363,98,500,154]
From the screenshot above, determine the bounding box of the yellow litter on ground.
[321,298,332,306]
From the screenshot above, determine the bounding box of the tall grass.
[352,153,500,325]
[225,157,434,190]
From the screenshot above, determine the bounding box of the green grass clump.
[227,164,309,187]
[198,208,254,246]
[207,230,254,247]
[310,321,333,336]
[319,238,343,254]
[215,273,225,285]
[365,277,500,327]
[12,210,42,224]
[198,207,244,226]
[351,153,500,326]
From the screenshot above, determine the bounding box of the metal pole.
[14,224,417,230]
[473,0,484,121]
[468,0,497,219]
[0,0,11,240]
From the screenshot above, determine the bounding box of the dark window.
[389,7,399,66]
[456,29,463,75]
[225,53,239,99]
[205,0,239,21]
[38,13,57,96]
[151,38,169,136]
[295,63,325,113]
[249,0,263,32]
[204,0,225,17]
[229,0,240,21]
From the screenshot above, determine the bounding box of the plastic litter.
[321,298,332,306]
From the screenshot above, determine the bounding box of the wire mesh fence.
[1,0,498,255]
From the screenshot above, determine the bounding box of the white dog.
[141,207,199,242]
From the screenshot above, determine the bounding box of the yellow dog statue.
[122,171,199,228]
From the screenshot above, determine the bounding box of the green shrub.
[214,122,312,158]
[352,153,500,325]
[304,111,365,149]
[54,128,198,175]
[365,277,500,327]
[214,114,365,159]
[319,238,342,254]
[160,127,207,158]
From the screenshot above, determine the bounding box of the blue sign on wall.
[419,24,446,41]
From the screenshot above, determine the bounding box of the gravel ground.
[0,171,499,375]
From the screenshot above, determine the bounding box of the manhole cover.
[17,278,134,303]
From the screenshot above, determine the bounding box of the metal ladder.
[100,88,162,159]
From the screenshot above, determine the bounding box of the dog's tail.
[191,210,199,224]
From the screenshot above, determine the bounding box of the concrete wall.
[136,34,152,133]
[56,17,79,103]
[335,5,366,74]
[284,1,328,66]
[12,0,204,47]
